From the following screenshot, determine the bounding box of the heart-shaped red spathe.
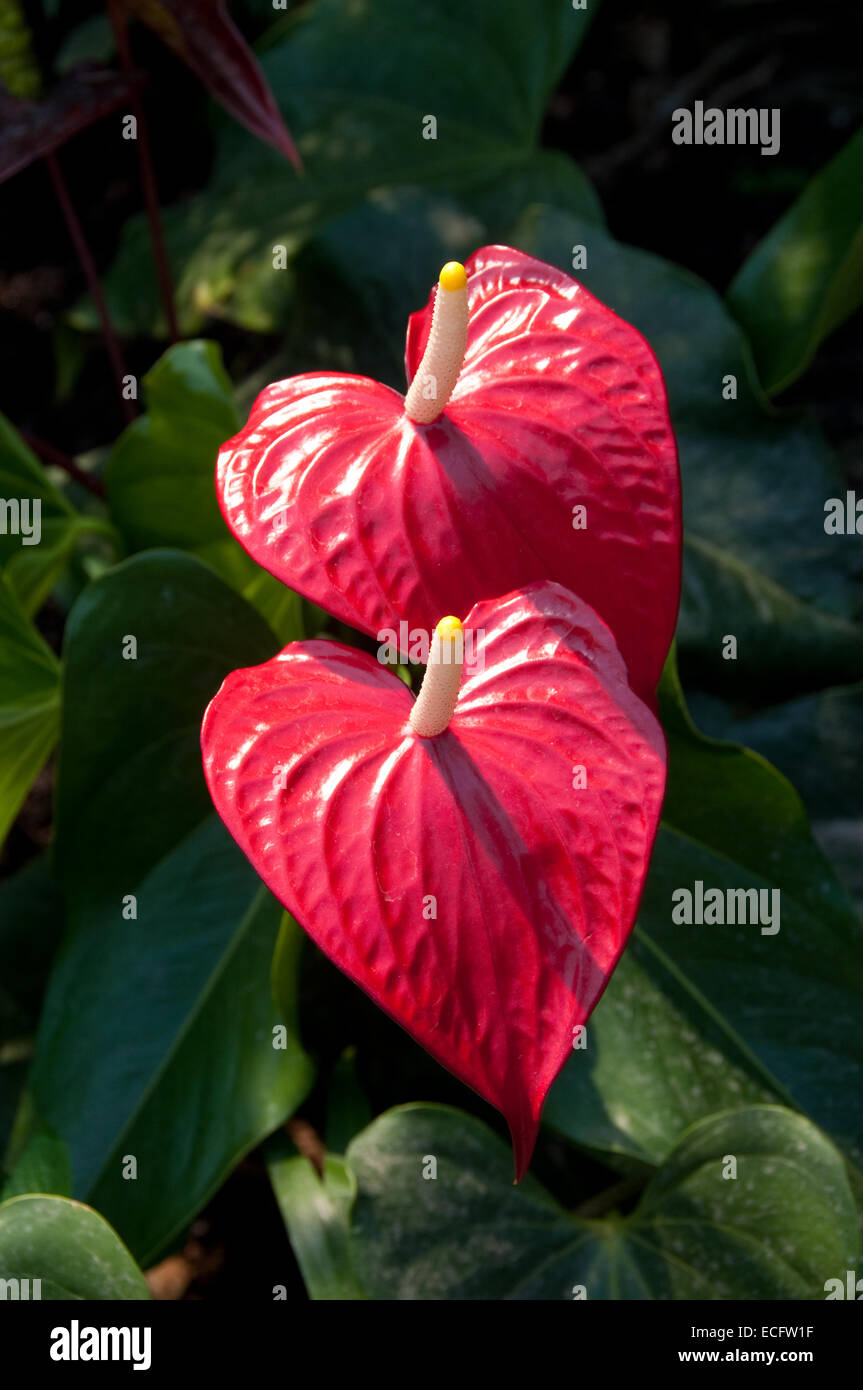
[216,245,681,705]
[201,581,666,1178]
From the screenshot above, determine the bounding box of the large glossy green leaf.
[727,125,863,395]
[0,579,60,846]
[679,534,863,697]
[690,681,863,916]
[52,549,275,908]
[82,0,599,335]
[0,856,63,1161]
[30,551,313,1262]
[0,860,58,1152]
[106,342,303,643]
[83,879,314,1264]
[546,659,863,1176]
[0,1194,149,1300]
[545,945,775,1172]
[0,854,63,1046]
[347,1104,859,1300]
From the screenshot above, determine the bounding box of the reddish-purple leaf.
[216,246,681,705]
[124,0,302,171]
[201,582,666,1178]
[0,66,145,184]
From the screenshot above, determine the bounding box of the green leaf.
[545,946,775,1170]
[55,13,115,75]
[689,680,863,917]
[0,854,64,1043]
[546,658,863,1176]
[678,534,863,699]
[84,873,314,1264]
[31,550,313,1263]
[107,341,238,557]
[84,0,598,336]
[0,855,63,1164]
[727,125,863,395]
[1,1110,71,1201]
[347,1104,859,1299]
[325,1048,372,1155]
[267,1139,365,1300]
[0,1194,149,1300]
[270,909,306,1034]
[0,579,60,847]
[0,1061,28,1162]
[0,857,62,1151]
[106,342,303,643]
[53,548,277,909]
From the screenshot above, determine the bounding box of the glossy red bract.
[216,245,681,703]
[201,582,666,1178]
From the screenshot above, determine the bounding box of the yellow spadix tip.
[436,615,463,641]
[439,261,467,292]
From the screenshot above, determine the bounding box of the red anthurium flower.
[216,247,681,704]
[201,582,666,1178]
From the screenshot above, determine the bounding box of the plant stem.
[20,431,106,499]
[108,0,179,341]
[45,150,136,426]
[285,1116,326,1175]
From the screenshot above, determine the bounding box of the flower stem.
[285,1116,325,1175]
[21,431,106,499]
[108,0,180,342]
[45,150,136,425]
